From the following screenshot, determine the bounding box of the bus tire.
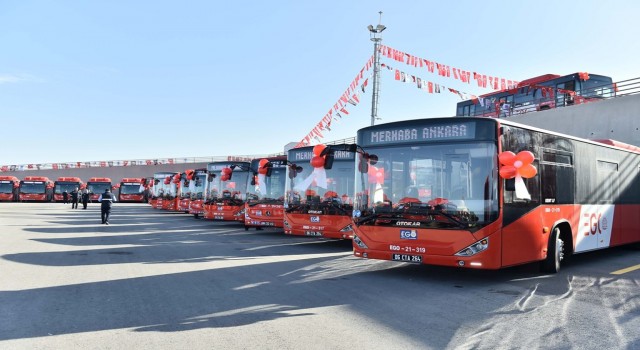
[193,214,199,219]
[244,226,249,231]
[541,227,564,273]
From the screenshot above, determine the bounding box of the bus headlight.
[283,219,290,228]
[353,234,368,249]
[454,238,489,257]
[340,224,353,232]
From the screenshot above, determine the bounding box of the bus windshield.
[87,183,111,194]
[120,184,143,194]
[285,159,355,211]
[0,182,14,193]
[354,142,499,229]
[191,174,207,199]
[247,168,286,202]
[581,75,614,98]
[21,182,46,194]
[207,171,250,201]
[55,182,80,194]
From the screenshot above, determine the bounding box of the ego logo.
[310,216,320,222]
[400,230,417,240]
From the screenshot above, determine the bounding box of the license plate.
[391,254,422,263]
[305,231,323,237]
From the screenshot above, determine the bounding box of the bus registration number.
[391,254,422,263]
[305,231,323,237]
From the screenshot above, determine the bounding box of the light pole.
[368,12,386,126]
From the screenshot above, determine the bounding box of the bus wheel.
[193,214,199,219]
[244,226,249,231]
[541,227,564,273]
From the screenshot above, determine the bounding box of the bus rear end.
[202,162,251,222]
[19,176,53,202]
[87,177,112,201]
[0,176,20,202]
[53,177,83,202]
[352,118,503,269]
[244,156,287,230]
[284,145,356,239]
[118,178,145,202]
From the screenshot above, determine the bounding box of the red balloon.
[258,168,268,175]
[313,144,326,157]
[310,156,325,168]
[499,166,517,179]
[498,151,516,166]
[220,174,230,181]
[519,164,538,178]
[516,151,535,165]
[221,167,232,175]
[258,159,269,168]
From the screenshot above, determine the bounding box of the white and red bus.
[53,177,84,202]
[149,172,180,210]
[351,117,640,272]
[283,144,357,239]
[0,176,20,202]
[19,176,54,202]
[177,170,197,213]
[187,168,208,218]
[118,178,146,202]
[456,72,615,118]
[244,156,288,230]
[86,177,112,201]
[202,162,251,222]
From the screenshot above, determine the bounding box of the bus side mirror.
[505,178,515,191]
[324,152,334,170]
[251,174,256,186]
[208,174,215,182]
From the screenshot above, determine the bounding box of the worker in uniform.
[98,188,116,224]
[70,187,79,209]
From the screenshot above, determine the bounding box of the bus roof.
[88,177,111,182]
[592,139,640,154]
[517,74,561,87]
[121,178,143,183]
[56,177,83,182]
[23,176,51,182]
[0,176,19,181]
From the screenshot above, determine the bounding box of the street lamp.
[368,13,385,126]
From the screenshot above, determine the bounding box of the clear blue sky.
[1,0,638,166]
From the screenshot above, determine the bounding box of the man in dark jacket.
[81,188,90,209]
[70,187,79,209]
[98,188,116,224]
[62,190,69,204]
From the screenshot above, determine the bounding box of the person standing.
[98,188,116,224]
[70,187,79,209]
[81,188,90,209]
[62,190,69,204]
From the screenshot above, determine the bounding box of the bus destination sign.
[360,122,476,146]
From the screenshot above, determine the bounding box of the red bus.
[118,178,145,202]
[284,144,357,239]
[177,170,197,213]
[53,177,84,202]
[456,72,615,118]
[202,162,251,222]
[149,172,180,210]
[187,168,208,218]
[19,176,53,202]
[86,177,112,201]
[0,176,20,202]
[351,117,640,272]
[244,156,288,230]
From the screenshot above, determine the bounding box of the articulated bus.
[0,176,20,202]
[202,162,251,222]
[456,72,615,118]
[19,176,54,202]
[188,169,208,218]
[284,144,357,239]
[118,178,145,202]
[86,177,112,201]
[351,117,640,273]
[244,156,288,230]
[53,177,84,202]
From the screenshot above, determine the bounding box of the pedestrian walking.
[98,188,116,224]
[81,188,90,209]
[70,187,79,209]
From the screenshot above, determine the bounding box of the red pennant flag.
[339,108,349,115]
[395,69,401,80]
[428,82,433,93]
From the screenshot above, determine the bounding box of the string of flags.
[378,44,519,90]
[295,56,374,148]
[382,62,478,101]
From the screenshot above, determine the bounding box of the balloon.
[258,168,268,175]
[258,159,269,168]
[499,166,517,179]
[220,174,230,181]
[519,164,538,178]
[498,151,516,166]
[516,151,534,165]
[221,167,232,175]
[310,156,325,168]
[313,144,326,157]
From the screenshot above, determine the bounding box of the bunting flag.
[294,56,374,148]
[379,44,518,90]
[382,63,478,101]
